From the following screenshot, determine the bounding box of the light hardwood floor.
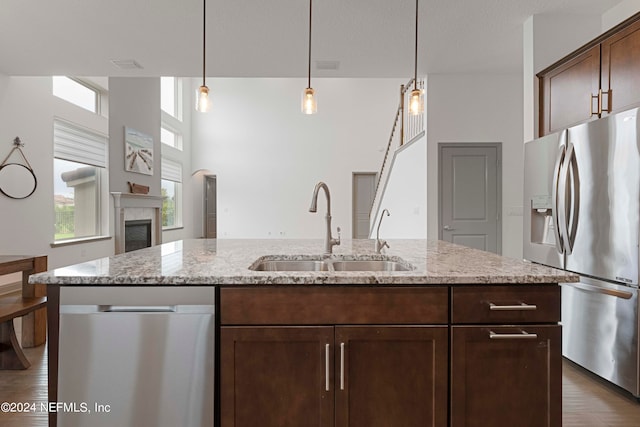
[0,344,48,427]
[1,343,639,426]
[562,359,640,426]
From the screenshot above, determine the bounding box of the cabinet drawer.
[221,286,448,325]
[450,325,562,427]
[451,285,560,324]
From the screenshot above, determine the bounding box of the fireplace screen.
[124,219,152,252]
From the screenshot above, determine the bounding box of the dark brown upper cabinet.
[538,13,640,136]
[539,46,600,136]
[601,18,640,115]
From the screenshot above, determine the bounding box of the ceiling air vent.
[110,59,144,70]
[315,60,340,71]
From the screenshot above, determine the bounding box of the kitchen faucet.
[375,209,390,253]
[309,181,341,254]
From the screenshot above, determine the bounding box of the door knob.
[443,225,455,231]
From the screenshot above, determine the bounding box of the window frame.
[160,156,183,230]
[53,76,102,114]
[160,123,183,151]
[52,118,109,243]
[161,76,183,122]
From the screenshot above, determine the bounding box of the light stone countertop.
[28,239,579,285]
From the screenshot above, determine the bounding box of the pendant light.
[302,0,317,114]
[408,0,424,116]
[195,0,211,112]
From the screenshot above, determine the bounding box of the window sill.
[162,226,184,232]
[51,235,112,248]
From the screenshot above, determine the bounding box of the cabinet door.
[450,325,561,427]
[221,326,334,427]
[539,45,600,136]
[335,326,448,427]
[602,19,640,115]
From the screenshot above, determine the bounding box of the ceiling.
[0,0,622,78]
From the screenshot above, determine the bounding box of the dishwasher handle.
[99,305,177,313]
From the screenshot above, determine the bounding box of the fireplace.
[125,220,152,252]
[111,192,163,254]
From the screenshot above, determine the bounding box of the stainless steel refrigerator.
[524,107,640,397]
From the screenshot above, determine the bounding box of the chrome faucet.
[375,209,390,253]
[309,181,341,254]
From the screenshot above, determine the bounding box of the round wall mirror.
[0,163,37,199]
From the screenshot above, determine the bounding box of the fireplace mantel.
[111,192,163,254]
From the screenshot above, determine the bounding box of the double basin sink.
[250,255,414,272]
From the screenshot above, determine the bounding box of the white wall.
[0,76,112,269]
[603,0,640,31]
[427,73,524,259]
[191,78,402,239]
[108,77,161,195]
[370,136,426,239]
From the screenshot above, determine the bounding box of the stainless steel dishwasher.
[58,286,215,427]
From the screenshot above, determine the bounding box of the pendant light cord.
[202,0,206,87]
[414,0,418,91]
[308,0,312,89]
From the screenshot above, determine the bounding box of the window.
[161,158,182,229]
[53,77,99,113]
[161,77,182,121]
[160,76,186,231]
[53,119,108,241]
[161,125,183,150]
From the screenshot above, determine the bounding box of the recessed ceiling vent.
[315,60,340,71]
[110,59,144,70]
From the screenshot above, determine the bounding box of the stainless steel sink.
[250,260,330,271]
[331,260,412,271]
[249,256,415,272]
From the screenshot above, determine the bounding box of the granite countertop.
[28,239,578,285]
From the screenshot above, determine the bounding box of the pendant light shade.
[409,87,424,115]
[409,0,424,116]
[196,0,211,112]
[196,85,210,112]
[302,87,317,114]
[302,0,317,114]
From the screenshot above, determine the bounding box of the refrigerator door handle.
[557,143,573,255]
[551,144,566,255]
[562,282,634,299]
[565,143,580,254]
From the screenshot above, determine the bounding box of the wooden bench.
[0,255,47,369]
[0,291,47,369]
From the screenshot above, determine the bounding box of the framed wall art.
[124,127,154,175]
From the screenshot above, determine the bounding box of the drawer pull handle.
[488,302,537,311]
[489,330,538,340]
[340,342,345,391]
[325,344,330,391]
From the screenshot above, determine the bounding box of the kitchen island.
[30,239,578,427]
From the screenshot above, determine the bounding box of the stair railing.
[371,78,424,215]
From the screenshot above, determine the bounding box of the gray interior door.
[352,172,376,238]
[439,144,501,253]
[204,175,217,238]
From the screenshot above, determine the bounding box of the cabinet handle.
[601,89,611,113]
[340,342,345,391]
[325,344,330,392]
[488,302,537,311]
[590,92,600,116]
[590,89,611,116]
[489,329,538,340]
